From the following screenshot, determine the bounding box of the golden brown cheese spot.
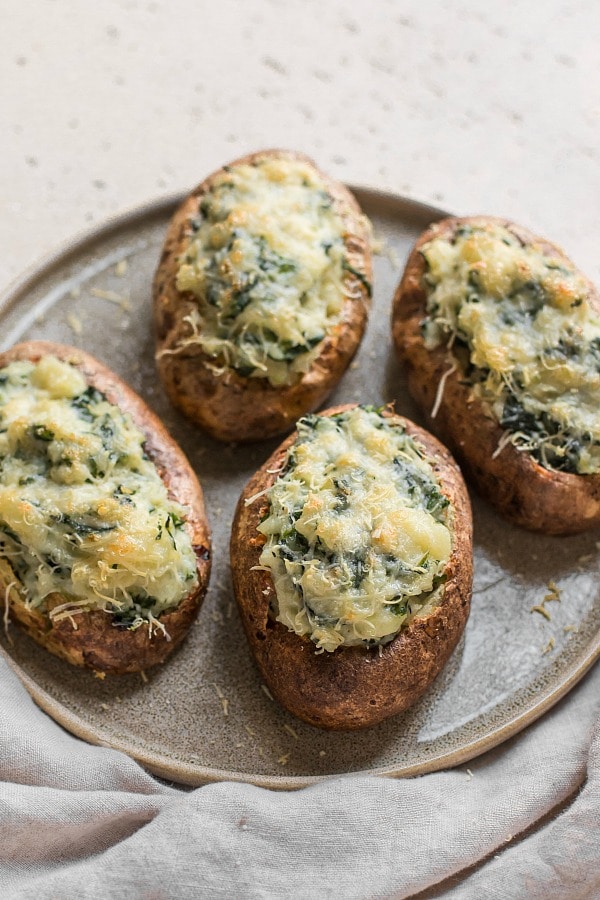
[421,223,600,474]
[172,157,368,387]
[0,357,198,630]
[258,408,451,653]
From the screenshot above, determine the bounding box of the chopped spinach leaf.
[342,259,372,297]
[31,425,54,442]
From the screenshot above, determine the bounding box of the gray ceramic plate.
[0,189,598,790]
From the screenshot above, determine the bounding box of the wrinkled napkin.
[1,655,599,899]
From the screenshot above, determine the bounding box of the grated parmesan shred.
[431,363,457,419]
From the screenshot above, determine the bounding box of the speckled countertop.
[2,0,599,291]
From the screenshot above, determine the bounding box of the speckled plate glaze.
[0,189,598,790]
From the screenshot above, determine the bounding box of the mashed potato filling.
[258,407,451,652]
[175,156,369,387]
[0,356,197,631]
[421,223,600,474]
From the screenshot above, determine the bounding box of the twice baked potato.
[0,341,211,674]
[154,149,372,442]
[392,216,600,534]
[230,405,472,730]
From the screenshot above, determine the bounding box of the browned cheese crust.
[392,216,600,534]
[153,149,372,443]
[0,341,211,674]
[230,405,473,730]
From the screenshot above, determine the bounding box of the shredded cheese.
[171,156,369,386]
[421,223,600,474]
[531,605,552,621]
[0,357,197,631]
[258,408,452,653]
[212,683,229,717]
[2,581,15,644]
[431,363,457,419]
[66,313,83,335]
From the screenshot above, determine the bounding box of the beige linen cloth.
[1,655,599,899]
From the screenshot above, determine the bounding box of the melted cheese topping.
[421,223,600,474]
[0,356,198,631]
[174,156,368,387]
[258,408,451,653]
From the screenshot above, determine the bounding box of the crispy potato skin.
[230,405,473,730]
[153,149,372,443]
[0,341,211,674]
[392,216,600,535]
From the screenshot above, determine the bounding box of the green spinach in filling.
[258,407,451,652]
[421,223,600,474]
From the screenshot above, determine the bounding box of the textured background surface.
[2,0,599,290]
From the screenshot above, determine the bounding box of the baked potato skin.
[392,216,600,535]
[0,341,211,674]
[230,405,473,730]
[153,149,372,443]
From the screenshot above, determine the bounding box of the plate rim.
[0,188,598,789]
[2,639,598,790]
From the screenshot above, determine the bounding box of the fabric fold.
[1,655,598,899]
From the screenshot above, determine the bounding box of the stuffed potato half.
[0,341,211,674]
[230,405,472,730]
[154,149,372,442]
[392,216,600,534]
